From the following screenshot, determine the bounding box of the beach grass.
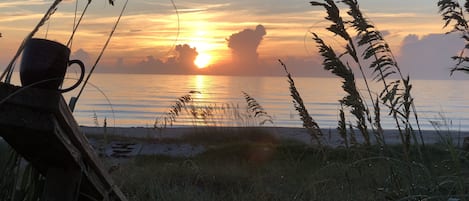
[2,1,469,200]
[2,129,469,201]
[106,132,469,201]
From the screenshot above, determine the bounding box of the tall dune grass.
[438,0,469,74]
[2,1,469,201]
[279,60,323,145]
[279,0,424,157]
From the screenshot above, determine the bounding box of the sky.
[0,0,467,79]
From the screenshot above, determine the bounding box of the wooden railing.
[0,83,127,201]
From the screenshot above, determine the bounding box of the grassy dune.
[106,130,469,201]
[3,1,469,201]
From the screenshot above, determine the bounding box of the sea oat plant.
[242,91,274,126]
[279,60,323,145]
[438,0,469,74]
[153,91,274,129]
[309,0,423,155]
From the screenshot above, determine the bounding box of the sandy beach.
[80,126,469,157]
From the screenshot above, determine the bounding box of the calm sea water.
[12,73,468,131]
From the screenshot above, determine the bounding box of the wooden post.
[0,83,127,201]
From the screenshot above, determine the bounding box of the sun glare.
[194,53,211,68]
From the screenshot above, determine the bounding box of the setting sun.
[194,53,212,68]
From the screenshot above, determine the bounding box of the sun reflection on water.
[191,75,212,100]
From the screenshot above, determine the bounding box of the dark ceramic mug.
[20,38,85,93]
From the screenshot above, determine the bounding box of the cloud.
[0,13,44,23]
[227,24,266,66]
[100,44,199,74]
[133,56,164,73]
[207,23,329,76]
[174,44,198,67]
[95,24,327,77]
[402,34,418,44]
[71,48,90,62]
[0,1,47,9]
[276,56,330,77]
[397,33,466,79]
[124,25,270,75]
[380,30,391,37]
[144,44,198,73]
[70,48,94,72]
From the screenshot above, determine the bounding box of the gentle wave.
[38,73,469,131]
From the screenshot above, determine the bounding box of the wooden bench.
[0,83,127,201]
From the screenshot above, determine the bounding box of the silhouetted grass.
[153,91,274,129]
[279,60,323,145]
[438,0,469,74]
[3,1,469,201]
[242,91,273,126]
[308,0,424,158]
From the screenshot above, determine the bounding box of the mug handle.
[60,59,85,93]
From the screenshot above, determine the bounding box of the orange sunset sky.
[0,0,467,79]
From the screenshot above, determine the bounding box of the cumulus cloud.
[174,44,198,67]
[127,24,324,77]
[397,33,466,79]
[402,34,418,44]
[70,48,93,72]
[105,44,199,74]
[95,24,324,77]
[71,48,90,62]
[227,24,266,66]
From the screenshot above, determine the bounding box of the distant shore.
[80,126,469,147]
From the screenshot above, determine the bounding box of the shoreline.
[3,126,468,158]
[80,126,469,146]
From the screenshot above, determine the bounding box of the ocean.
[12,73,467,131]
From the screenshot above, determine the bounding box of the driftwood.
[0,83,127,201]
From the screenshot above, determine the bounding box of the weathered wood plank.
[0,83,128,201]
[0,83,61,111]
[54,88,128,201]
[41,167,82,201]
